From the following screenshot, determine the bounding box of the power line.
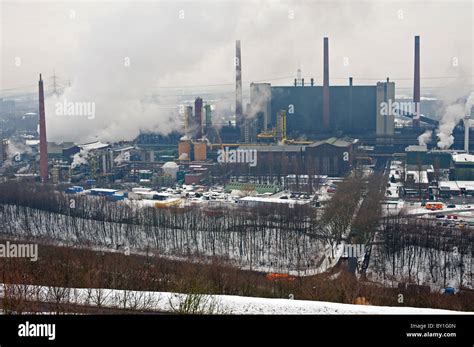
[50,70,61,95]
[1,74,472,95]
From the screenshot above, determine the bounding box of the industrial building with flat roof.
[232,137,355,177]
[250,80,395,139]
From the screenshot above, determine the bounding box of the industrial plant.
[2,35,473,192]
[0,0,472,339]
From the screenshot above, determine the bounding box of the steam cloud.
[2,2,471,144]
[45,4,245,143]
[71,149,91,169]
[436,91,474,150]
[418,130,432,146]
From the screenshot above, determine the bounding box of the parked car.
[435,214,445,218]
[447,204,456,208]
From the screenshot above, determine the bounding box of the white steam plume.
[466,92,474,116]
[418,130,432,146]
[45,4,246,143]
[436,103,465,149]
[71,149,91,169]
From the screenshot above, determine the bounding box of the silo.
[162,162,179,180]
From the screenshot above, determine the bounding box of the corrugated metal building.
[250,81,394,138]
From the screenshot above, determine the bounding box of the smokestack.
[311,78,314,86]
[349,77,353,130]
[323,37,330,130]
[413,35,420,128]
[38,74,48,182]
[294,78,297,87]
[235,40,243,128]
[195,97,203,139]
[465,116,470,153]
[302,78,304,87]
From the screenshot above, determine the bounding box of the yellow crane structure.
[207,109,314,149]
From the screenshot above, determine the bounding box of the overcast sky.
[0,0,472,142]
[2,0,472,89]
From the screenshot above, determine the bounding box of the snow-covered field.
[1,284,470,315]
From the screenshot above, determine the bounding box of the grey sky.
[2,0,472,89]
[0,0,472,142]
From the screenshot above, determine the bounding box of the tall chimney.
[235,40,243,128]
[38,74,48,182]
[413,35,420,128]
[194,97,203,139]
[464,116,470,153]
[349,77,353,130]
[323,37,330,130]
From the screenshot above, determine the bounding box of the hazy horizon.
[1,0,472,142]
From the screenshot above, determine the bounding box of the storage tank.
[178,140,191,161]
[193,142,207,161]
[162,161,179,180]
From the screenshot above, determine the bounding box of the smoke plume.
[418,130,432,146]
[436,103,466,149]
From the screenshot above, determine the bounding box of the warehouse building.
[250,79,394,139]
[451,153,474,180]
[233,137,355,177]
[405,146,452,169]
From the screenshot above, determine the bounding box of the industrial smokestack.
[194,97,203,139]
[302,78,304,87]
[38,74,48,182]
[349,77,353,130]
[235,40,243,128]
[311,78,314,86]
[323,37,330,130]
[413,35,420,128]
[464,116,470,153]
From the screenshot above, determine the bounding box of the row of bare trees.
[0,181,334,272]
[320,173,365,256]
[370,215,473,289]
[0,174,377,273]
